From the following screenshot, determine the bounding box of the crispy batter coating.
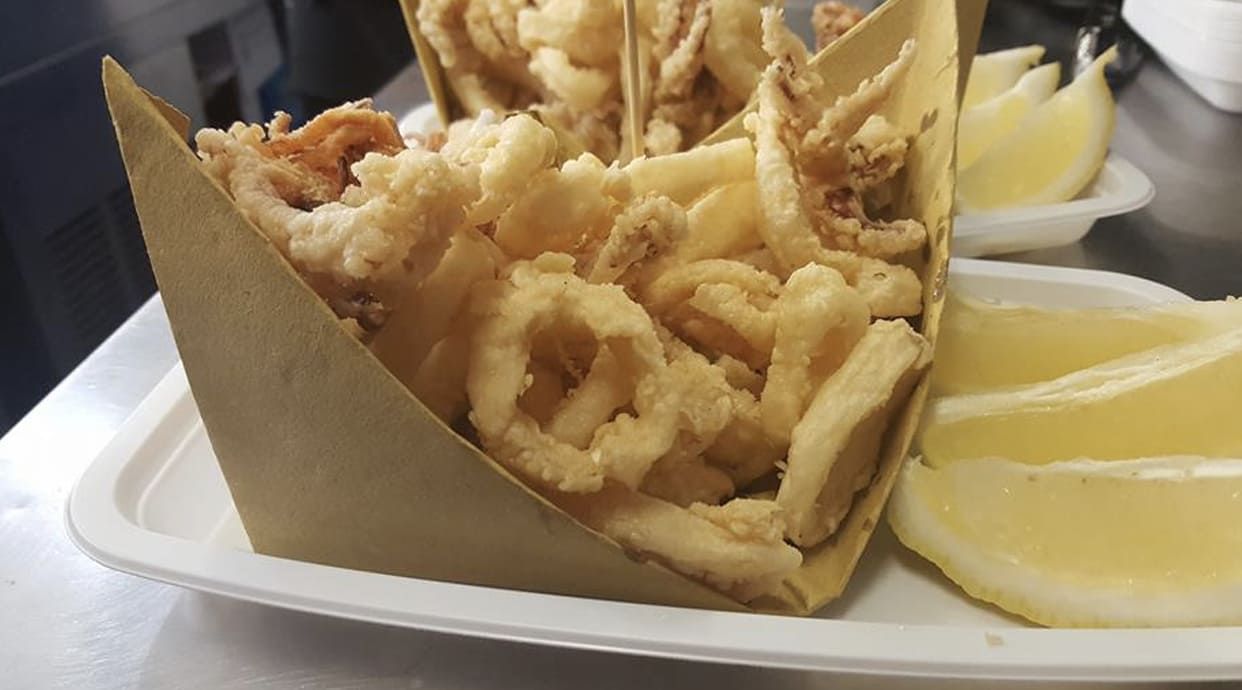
[585,193,687,285]
[419,0,765,159]
[440,113,559,225]
[552,485,802,601]
[196,102,473,324]
[493,153,631,259]
[760,264,870,445]
[466,257,672,492]
[748,7,925,317]
[641,259,781,368]
[812,1,866,51]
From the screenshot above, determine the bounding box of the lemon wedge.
[920,326,1242,467]
[933,294,1242,395]
[957,48,1117,212]
[958,62,1060,170]
[888,455,1242,627]
[962,45,1045,109]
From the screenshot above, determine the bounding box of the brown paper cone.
[102,0,961,616]
[102,57,742,613]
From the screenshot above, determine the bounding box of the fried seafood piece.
[552,485,802,601]
[531,101,622,164]
[419,0,766,160]
[643,0,717,156]
[517,0,622,68]
[632,373,735,506]
[585,193,687,286]
[517,0,627,160]
[808,185,927,260]
[812,1,866,51]
[640,259,782,369]
[760,264,870,446]
[529,47,619,112]
[703,0,769,103]
[776,319,930,547]
[195,102,474,328]
[467,255,737,493]
[369,227,501,420]
[493,153,632,259]
[641,447,735,507]
[748,8,925,317]
[798,41,917,186]
[636,342,754,508]
[439,113,559,226]
[673,181,764,264]
[654,326,783,488]
[198,101,404,208]
[844,114,908,192]
[418,0,541,113]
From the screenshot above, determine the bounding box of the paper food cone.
[103,0,960,615]
[103,58,741,613]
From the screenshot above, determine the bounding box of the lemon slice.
[933,294,1242,395]
[962,45,1045,109]
[920,326,1242,467]
[957,62,1060,170]
[888,455,1242,627]
[957,48,1117,212]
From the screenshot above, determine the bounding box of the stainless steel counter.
[3,18,1242,690]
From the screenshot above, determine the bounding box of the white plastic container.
[953,154,1154,257]
[69,261,1242,683]
[397,105,1154,259]
[1124,0,1242,112]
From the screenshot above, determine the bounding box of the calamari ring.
[466,255,680,492]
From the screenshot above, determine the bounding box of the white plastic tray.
[397,105,1153,259]
[953,155,1155,257]
[68,260,1242,681]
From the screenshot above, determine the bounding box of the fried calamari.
[195,6,935,603]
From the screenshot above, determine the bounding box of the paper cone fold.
[103,0,962,616]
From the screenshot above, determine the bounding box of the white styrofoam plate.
[68,261,1242,682]
[397,105,1154,259]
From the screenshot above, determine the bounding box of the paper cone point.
[102,58,742,611]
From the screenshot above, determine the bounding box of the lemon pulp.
[921,327,1242,466]
[889,455,1242,627]
[932,293,1242,395]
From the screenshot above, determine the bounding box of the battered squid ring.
[467,254,684,493]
